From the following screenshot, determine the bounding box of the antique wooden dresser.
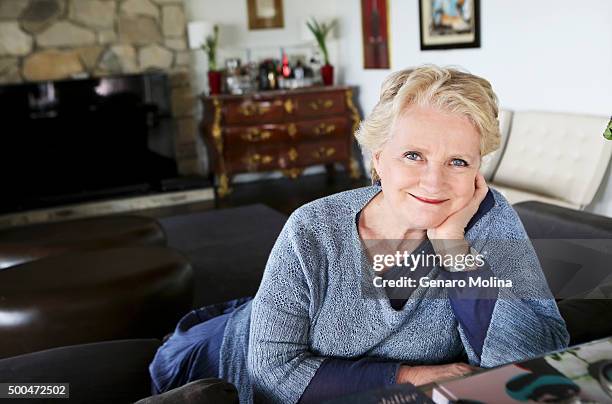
[200,86,362,197]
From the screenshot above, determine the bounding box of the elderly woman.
[149,65,569,403]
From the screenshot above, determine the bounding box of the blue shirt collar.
[465,189,496,232]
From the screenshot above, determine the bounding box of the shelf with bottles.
[216,45,327,95]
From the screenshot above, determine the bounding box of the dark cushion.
[558,299,612,345]
[0,215,166,270]
[0,246,193,359]
[514,201,612,344]
[0,339,161,404]
[135,379,239,404]
[514,201,612,239]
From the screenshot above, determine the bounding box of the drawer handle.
[241,128,272,142]
[288,147,298,162]
[287,123,297,138]
[282,168,303,179]
[284,99,294,113]
[239,103,271,116]
[309,99,334,110]
[313,123,336,135]
[244,153,274,166]
[312,147,336,159]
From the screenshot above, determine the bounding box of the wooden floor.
[136,172,370,218]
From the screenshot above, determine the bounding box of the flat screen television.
[0,72,181,214]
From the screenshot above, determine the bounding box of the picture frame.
[247,0,284,30]
[419,0,480,50]
[361,0,390,69]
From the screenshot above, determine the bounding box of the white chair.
[489,111,611,210]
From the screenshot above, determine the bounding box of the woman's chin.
[399,213,446,232]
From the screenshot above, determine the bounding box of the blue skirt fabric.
[149,296,254,394]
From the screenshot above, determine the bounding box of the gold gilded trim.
[282,167,303,179]
[287,123,297,138]
[243,153,274,168]
[312,147,336,159]
[313,122,336,136]
[284,99,294,113]
[309,99,334,110]
[218,174,231,197]
[212,98,232,196]
[239,102,271,116]
[345,89,361,137]
[241,128,272,142]
[212,99,223,153]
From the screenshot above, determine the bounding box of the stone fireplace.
[0,0,202,177]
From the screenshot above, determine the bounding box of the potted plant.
[201,24,221,95]
[306,18,337,86]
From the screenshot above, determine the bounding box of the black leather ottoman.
[0,246,193,359]
[0,215,166,270]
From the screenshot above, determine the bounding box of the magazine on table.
[432,337,612,404]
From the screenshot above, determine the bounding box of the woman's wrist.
[396,365,425,385]
[396,363,478,386]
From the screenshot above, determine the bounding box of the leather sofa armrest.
[513,201,612,239]
[0,339,161,403]
[135,379,239,404]
[558,298,612,345]
[514,201,612,344]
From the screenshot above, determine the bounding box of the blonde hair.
[355,65,501,182]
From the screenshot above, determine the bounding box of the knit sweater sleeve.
[247,212,399,403]
[459,200,570,368]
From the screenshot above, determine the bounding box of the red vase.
[321,64,334,86]
[208,70,222,95]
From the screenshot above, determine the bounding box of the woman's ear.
[371,150,384,185]
[372,150,382,174]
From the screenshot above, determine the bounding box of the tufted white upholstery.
[492,111,611,208]
[480,109,513,180]
[490,184,578,209]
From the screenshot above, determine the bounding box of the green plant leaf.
[604,117,612,140]
[200,24,219,71]
[306,17,335,65]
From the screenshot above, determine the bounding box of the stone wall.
[0,0,202,176]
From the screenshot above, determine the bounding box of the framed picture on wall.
[419,0,480,50]
[361,0,390,69]
[247,0,284,30]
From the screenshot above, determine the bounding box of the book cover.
[432,337,612,403]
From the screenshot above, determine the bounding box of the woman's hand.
[427,173,489,241]
[396,363,478,386]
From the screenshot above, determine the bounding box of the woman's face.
[373,104,481,230]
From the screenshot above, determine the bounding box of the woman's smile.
[408,193,449,204]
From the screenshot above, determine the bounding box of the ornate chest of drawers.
[200,86,362,196]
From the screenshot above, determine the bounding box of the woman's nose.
[418,163,447,194]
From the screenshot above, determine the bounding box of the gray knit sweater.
[218,185,569,403]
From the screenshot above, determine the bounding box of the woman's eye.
[403,151,422,161]
[451,158,468,167]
